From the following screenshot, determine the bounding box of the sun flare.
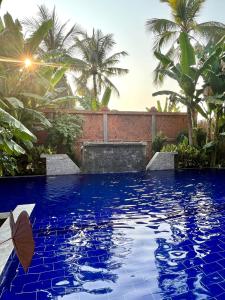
[24,58,32,68]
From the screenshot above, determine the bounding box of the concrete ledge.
[41,154,80,176]
[0,204,35,276]
[146,152,177,171]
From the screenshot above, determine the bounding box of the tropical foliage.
[152,35,225,162]
[148,0,225,167]
[0,4,128,175]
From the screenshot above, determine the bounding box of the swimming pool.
[1,170,225,299]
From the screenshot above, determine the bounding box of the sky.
[1,0,225,111]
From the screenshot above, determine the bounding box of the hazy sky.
[1,0,225,111]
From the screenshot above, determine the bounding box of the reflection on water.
[1,170,225,299]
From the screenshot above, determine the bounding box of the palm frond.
[103,51,128,66]
[186,0,205,21]
[24,4,80,53]
[101,87,112,107]
[102,75,120,97]
[104,67,128,76]
[25,19,53,54]
[153,46,178,85]
[146,18,178,35]
[197,22,225,43]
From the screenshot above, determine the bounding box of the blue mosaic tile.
[13,292,37,300]
[10,273,40,293]
[24,279,52,292]
[200,272,224,286]
[199,261,224,275]
[39,269,65,281]
[203,253,224,264]
[36,291,52,300]
[205,283,225,297]
[183,257,204,268]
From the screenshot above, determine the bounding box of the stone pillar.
[150,107,157,141]
[151,113,157,141]
[103,113,108,142]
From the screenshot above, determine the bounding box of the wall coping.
[41,109,187,117]
[83,142,148,147]
[78,137,177,143]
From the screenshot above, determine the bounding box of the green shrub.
[194,127,207,148]
[17,145,53,175]
[161,144,177,152]
[176,131,188,144]
[152,132,167,153]
[0,153,18,176]
[161,139,208,168]
[177,143,204,168]
[47,114,83,155]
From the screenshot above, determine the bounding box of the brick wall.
[38,109,188,163]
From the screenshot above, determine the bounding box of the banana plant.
[153,32,223,145]
[155,97,180,112]
[0,12,54,176]
[0,13,54,126]
[0,108,36,155]
[0,13,81,130]
[78,87,112,111]
[200,43,225,166]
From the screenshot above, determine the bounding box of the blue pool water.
[1,170,225,299]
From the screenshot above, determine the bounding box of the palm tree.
[23,5,83,98]
[74,29,128,101]
[146,0,225,83]
[23,5,81,55]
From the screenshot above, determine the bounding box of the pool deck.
[0,204,35,275]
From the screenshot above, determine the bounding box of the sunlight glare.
[24,58,32,68]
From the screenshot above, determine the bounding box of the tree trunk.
[210,111,219,167]
[187,107,193,145]
[207,116,212,143]
[93,74,97,100]
[191,108,197,128]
